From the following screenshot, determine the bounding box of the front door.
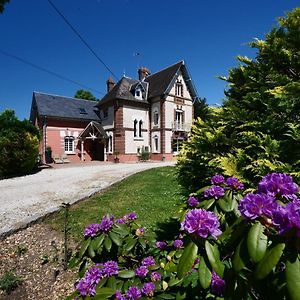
[91,140,104,161]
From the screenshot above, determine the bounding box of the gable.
[168,70,193,100]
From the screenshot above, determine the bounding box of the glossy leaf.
[198,256,212,289]
[286,256,300,300]
[168,277,183,287]
[158,293,176,299]
[107,276,117,290]
[247,222,268,263]
[233,239,249,272]
[205,240,225,277]
[118,270,135,278]
[92,233,105,250]
[104,236,112,252]
[79,238,90,259]
[255,243,285,279]
[88,243,95,258]
[92,287,115,299]
[124,238,137,252]
[177,241,198,279]
[109,232,122,246]
[112,225,129,236]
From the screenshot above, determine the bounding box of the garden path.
[0,161,175,238]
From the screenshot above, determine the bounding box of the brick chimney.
[138,67,151,81]
[106,76,115,92]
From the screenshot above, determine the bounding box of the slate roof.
[30,92,100,122]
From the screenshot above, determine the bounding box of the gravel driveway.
[0,161,175,238]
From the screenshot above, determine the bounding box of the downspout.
[43,116,47,164]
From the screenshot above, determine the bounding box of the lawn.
[47,166,184,241]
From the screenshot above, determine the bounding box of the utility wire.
[0,49,105,95]
[47,0,118,81]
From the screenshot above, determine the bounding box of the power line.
[47,0,118,81]
[0,49,105,95]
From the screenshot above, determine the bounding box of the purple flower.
[103,260,118,277]
[76,266,103,296]
[135,266,149,278]
[258,173,298,198]
[115,290,126,300]
[84,223,101,238]
[211,174,225,185]
[151,271,161,282]
[226,177,244,190]
[239,193,278,220]
[141,256,156,267]
[99,215,114,232]
[173,239,183,249]
[142,282,156,296]
[211,271,225,296]
[188,196,199,207]
[204,185,225,199]
[126,286,142,300]
[273,199,300,237]
[181,209,222,239]
[155,241,167,250]
[135,228,145,237]
[126,212,137,221]
[116,217,126,224]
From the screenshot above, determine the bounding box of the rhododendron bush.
[67,173,300,299]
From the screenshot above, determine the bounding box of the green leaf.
[198,256,212,289]
[118,270,135,278]
[109,232,122,246]
[92,287,115,299]
[92,233,105,249]
[65,290,79,300]
[124,238,137,252]
[255,243,285,279]
[233,239,249,272]
[158,293,176,299]
[112,224,129,236]
[177,241,198,279]
[286,256,300,300]
[107,276,117,290]
[168,277,183,287]
[205,240,225,277]
[79,238,90,259]
[104,236,112,252]
[247,222,268,263]
[88,243,95,258]
[139,238,147,249]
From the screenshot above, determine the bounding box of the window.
[64,136,75,153]
[103,109,108,119]
[79,108,87,114]
[153,135,159,152]
[135,87,143,100]
[175,80,183,97]
[106,135,113,153]
[139,120,143,137]
[153,111,159,126]
[134,119,138,137]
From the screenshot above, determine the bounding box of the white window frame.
[153,111,159,126]
[153,135,159,153]
[64,136,75,154]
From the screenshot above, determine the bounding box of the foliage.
[47,167,182,241]
[74,89,97,101]
[0,0,9,13]
[178,8,300,192]
[68,172,300,299]
[193,97,210,121]
[0,271,22,294]
[139,149,150,161]
[0,110,40,178]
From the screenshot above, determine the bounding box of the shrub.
[0,271,22,294]
[0,110,40,178]
[139,149,150,161]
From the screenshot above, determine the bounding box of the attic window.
[175,80,183,97]
[135,87,143,100]
[79,108,87,114]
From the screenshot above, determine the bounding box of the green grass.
[47,166,183,241]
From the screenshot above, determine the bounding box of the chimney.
[138,67,151,81]
[106,76,115,92]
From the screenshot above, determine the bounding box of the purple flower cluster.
[116,212,137,224]
[258,173,298,198]
[211,271,225,296]
[141,256,156,267]
[155,241,167,250]
[211,174,225,185]
[273,199,300,237]
[135,266,148,278]
[239,193,278,220]
[188,196,199,207]
[84,223,101,238]
[181,209,222,239]
[99,214,114,232]
[226,177,244,190]
[116,283,155,300]
[141,282,156,296]
[204,185,225,199]
[76,261,119,296]
[150,271,161,282]
[126,286,142,299]
[173,239,183,249]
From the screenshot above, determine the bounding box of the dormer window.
[175,80,183,97]
[79,108,87,114]
[135,86,143,100]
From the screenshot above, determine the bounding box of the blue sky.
[0,0,297,120]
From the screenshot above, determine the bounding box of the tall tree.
[193,97,209,120]
[0,0,9,13]
[178,8,300,191]
[74,89,97,101]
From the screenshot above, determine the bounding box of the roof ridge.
[33,91,98,103]
[146,60,184,78]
